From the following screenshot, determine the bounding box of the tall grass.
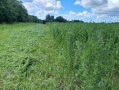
[0,23,119,90]
[49,23,119,90]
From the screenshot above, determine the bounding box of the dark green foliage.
[0,0,27,23]
[45,15,67,23]
[46,14,54,22]
[42,20,47,24]
[28,15,40,23]
[0,0,40,23]
[70,20,84,23]
[55,16,67,22]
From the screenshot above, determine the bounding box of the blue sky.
[60,0,91,13]
[21,0,119,22]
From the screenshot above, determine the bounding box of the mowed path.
[0,23,58,90]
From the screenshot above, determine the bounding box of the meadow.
[0,23,119,90]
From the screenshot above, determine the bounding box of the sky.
[21,0,119,22]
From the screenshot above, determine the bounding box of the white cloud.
[22,0,62,19]
[75,0,119,16]
[56,11,92,22]
[69,11,88,17]
[21,0,119,22]
[59,10,119,22]
[33,0,62,11]
[75,0,81,5]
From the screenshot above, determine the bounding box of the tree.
[46,14,54,22]
[71,20,84,23]
[0,0,40,23]
[55,16,67,22]
[28,15,40,23]
[50,16,54,22]
[46,14,51,22]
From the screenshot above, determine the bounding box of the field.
[0,23,119,90]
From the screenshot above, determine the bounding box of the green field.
[0,23,119,90]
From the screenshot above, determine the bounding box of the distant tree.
[28,15,40,23]
[71,20,84,23]
[46,14,51,22]
[42,20,47,24]
[55,16,67,22]
[50,16,54,22]
[46,14,54,22]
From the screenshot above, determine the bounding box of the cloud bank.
[22,0,62,19]
[21,0,119,22]
[75,0,119,16]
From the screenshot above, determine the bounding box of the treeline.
[45,14,84,23]
[0,0,40,23]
